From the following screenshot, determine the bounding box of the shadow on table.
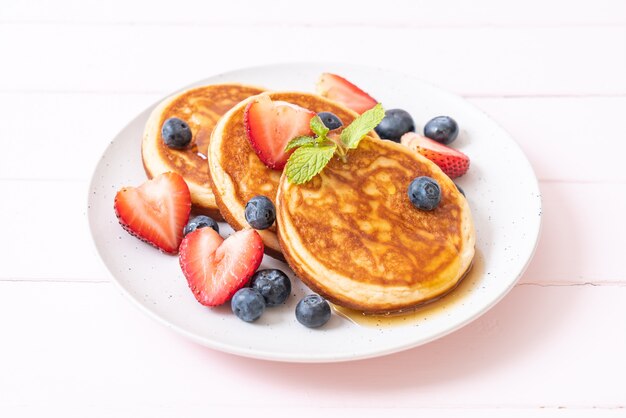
[195,182,582,392]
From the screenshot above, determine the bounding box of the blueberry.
[231,288,265,322]
[374,109,415,142]
[423,116,458,145]
[183,215,219,236]
[245,196,276,230]
[408,176,441,211]
[317,112,343,130]
[295,294,331,328]
[250,269,292,306]
[454,183,465,196]
[161,117,192,149]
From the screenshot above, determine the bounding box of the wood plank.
[1,94,623,183]
[0,282,624,409]
[3,0,625,26]
[2,406,625,418]
[0,25,624,96]
[0,180,108,281]
[4,2,624,414]
[468,97,626,183]
[0,179,623,284]
[0,92,159,182]
[523,182,626,284]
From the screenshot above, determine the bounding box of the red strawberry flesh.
[244,94,315,170]
[316,73,377,114]
[401,132,470,179]
[179,228,264,307]
[114,172,191,254]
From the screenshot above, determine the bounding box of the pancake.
[142,84,265,218]
[208,91,372,258]
[276,137,475,313]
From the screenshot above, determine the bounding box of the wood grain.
[3,0,626,26]
[3,406,624,418]
[0,180,107,281]
[0,25,624,96]
[1,0,625,414]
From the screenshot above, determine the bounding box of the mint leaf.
[309,115,329,138]
[340,103,385,149]
[284,105,385,184]
[285,135,316,151]
[285,144,336,184]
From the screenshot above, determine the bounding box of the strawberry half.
[316,73,377,114]
[179,228,264,306]
[244,94,315,170]
[114,172,191,254]
[401,132,470,179]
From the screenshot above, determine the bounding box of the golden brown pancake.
[142,84,265,218]
[208,92,374,258]
[276,137,475,313]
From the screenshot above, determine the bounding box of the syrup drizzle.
[331,250,484,328]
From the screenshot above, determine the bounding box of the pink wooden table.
[1,1,625,416]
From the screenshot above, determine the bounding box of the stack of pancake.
[142,83,475,314]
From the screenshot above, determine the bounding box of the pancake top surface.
[154,84,264,186]
[278,137,474,311]
[216,92,360,229]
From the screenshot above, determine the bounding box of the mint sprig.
[309,115,329,138]
[284,104,385,184]
[285,144,337,184]
[341,104,384,149]
[284,135,316,151]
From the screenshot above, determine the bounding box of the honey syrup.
[331,250,484,327]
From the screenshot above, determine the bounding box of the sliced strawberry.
[316,73,377,114]
[401,132,470,179]
[114,172,191,254]
[179,228,264,306]
[244,94,315,170]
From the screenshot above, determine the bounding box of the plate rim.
[87,61,542,363]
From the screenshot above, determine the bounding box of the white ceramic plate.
[88,62,541,362]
